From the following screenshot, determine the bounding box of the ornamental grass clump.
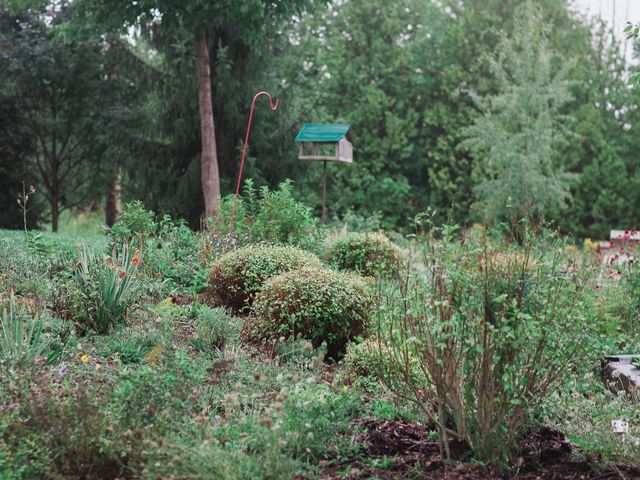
[249,267,372,358]
[324,232,403,277]
[68,243,141,335]
[0,295,47,368]
[206,245,322,313]
[375,221,597,464]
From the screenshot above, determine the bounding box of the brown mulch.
[319,419,640,480]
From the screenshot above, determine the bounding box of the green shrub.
[207,245,322,312]
[190,304,240,353]
[377,223,598,464]
[324,232,403,277]
[274,336,327,371]
[343,338,393,379]
[67,243,141,334]
[342,338,425,391]
[109,200,156,242]
[250,267,372,358]
[212,179,322,250]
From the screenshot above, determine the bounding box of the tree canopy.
[2,0,640,238]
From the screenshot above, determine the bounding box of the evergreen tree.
[462,3,575,226]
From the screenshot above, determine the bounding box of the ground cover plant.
[1,196,640,479]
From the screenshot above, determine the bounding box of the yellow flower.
[584,238,599,252]
[94,363,102,371]
[80,354,90,364]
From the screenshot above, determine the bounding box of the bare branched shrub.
[374,220,596,463]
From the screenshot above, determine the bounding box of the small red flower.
[132,257,139,266]
[119,270,126,278]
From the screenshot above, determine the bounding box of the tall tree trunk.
[51,198,59,232]
[105,164,122,227]
[196,31,220,219]
[51,162,59,232]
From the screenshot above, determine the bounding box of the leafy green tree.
[0,8,39,228]
[41,0,318,220]
[559,22,640,238]
[0,6,119,231]
[278,0,436,228]
[462,3,575,226]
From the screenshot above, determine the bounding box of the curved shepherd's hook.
[229,91,279,235]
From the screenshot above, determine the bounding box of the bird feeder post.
[322,160,327,224]
[294,123,353,225]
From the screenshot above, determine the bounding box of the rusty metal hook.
[229,91,279,235]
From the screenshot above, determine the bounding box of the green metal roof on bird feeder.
[295,123,353,224]
[295,123,352,163]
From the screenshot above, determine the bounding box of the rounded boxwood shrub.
[324,232,403,277]
[249,267,372,358]
[206,245,322,312]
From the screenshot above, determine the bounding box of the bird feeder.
[295,123,352,223]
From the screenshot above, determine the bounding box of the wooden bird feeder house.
[295,123,353,223]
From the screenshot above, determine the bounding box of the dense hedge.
[324,232,403,277]
[249,267,372,358]
[206,245,322,312]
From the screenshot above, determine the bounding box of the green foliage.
[101,325,162,364]
[343,338,393,380]
[206,244,322,312]
[250,267,372,358]
[462,2,575,225]
[543,373,640,465]
[625,22,640,86]
[377,221,597,464]
[112,349,208,432]
[109,201,156,241]
[0,6,134,232]
[0,296,46,368]
[0,371,143,479]
[190,304,240,353]
[0,236,45,295]
[67,243,141,334]
[324,232,403,277]
[274,336,327,371]
[110,202,205,292]
[215,180,321,250]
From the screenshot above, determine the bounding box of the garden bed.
[320,420,640,479]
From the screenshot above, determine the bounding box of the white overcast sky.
[570,0,640,60]
[571,0,640,33]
